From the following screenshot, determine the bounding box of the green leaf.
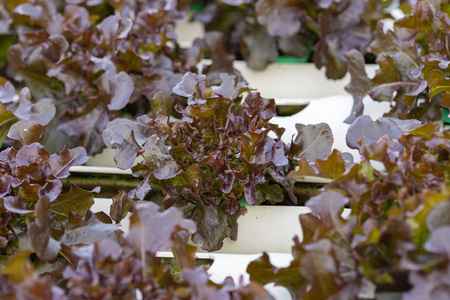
[0,103,17,144]
[0,250,34,284]
[287,158,318,180]
[255,180,284,204]
[394,1,435,40]
[49,184,95,219]
[247,252,308,299]
[150,91,174,118]
[314,149,346,179]
[408,123,440,140]
[427,69,450,98]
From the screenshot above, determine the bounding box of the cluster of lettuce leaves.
[0,0,236,155]
[103,72,338,251]
[187,0,410,77]
[0,70,333,298]
[0,0,449,298]
[0,148,271,298]
[248,116,450,299]
[0,89,273,298]
[344,0,450,124]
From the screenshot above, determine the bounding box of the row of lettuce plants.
[0,0,449,298]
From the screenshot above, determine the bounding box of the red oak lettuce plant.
[0,0,238,155]
[0,80,56,148]
[103,72,305,251]
[0,93,274,297]
[345,0,450,123]
[187,0,406,78]
[2,2,447,298]
[0,200,273,299]
[0,139,123,281]
[248,116,450,299]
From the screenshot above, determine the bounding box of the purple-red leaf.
[140,135,181,180]
[424,226,450,258]
[300,240,345,300]
[306,191,348,232]
[98,71,134,111]
[125,202,196,255]
[291,123,333,161]
[256,0,302,38]
[7,120,43,145]
[346,116,421,151]
[14,89,55,126]
[28,197,61,261]
[15,143,50,167]
[3,196,34,214]
[49,147,88,178]
[211,73,250,99]
[173,72,211,103]
[102,118,152,170]
[0,78,15,103]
